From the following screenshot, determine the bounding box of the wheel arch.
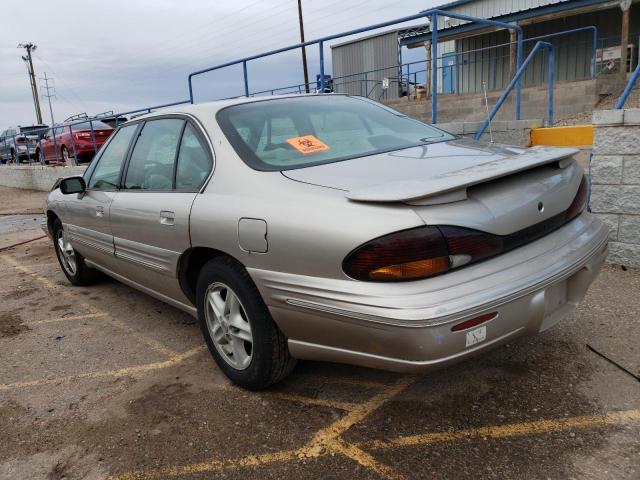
[177,246,245,305]
[46,209,60,236]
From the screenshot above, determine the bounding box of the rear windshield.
[67,121,113,131]
[216,95,453,171]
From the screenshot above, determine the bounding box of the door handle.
[95,206,105,218]
[160,210,175,226]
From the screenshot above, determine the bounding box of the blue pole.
[616,63,640,109]
[319,41,325,92]
[69,125,78,165]
[591,27,597,79]
[515,30,523,120]
[475,42,553,140]
[243,61,249,97]
[12,136,19,164]
[431,13,438,124]
[89,119,98,154]
[547,46,554,126]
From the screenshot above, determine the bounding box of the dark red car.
[37,120,114,164]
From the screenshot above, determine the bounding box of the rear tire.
[196,257,296,389]
[52,218,100,286]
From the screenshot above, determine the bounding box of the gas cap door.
[238,218,268,253]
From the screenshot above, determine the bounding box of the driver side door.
[64,123,139,270]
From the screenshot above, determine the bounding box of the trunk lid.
[282,139,583,236]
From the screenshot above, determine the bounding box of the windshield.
[216,95,453,171]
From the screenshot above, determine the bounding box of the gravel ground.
[0,187,638,480]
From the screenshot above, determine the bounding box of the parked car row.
[0,125,47,163]
[0,119,116,165]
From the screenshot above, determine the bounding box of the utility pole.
[297,0,310,93]
[40,73,59,162]
[18,43,43,124]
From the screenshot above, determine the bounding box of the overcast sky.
[2,0,441,127]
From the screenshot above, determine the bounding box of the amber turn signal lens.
[369,257,450,280]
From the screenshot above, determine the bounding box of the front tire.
[52,218,100,286]
[196,257,296,389]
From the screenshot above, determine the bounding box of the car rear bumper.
[249,212,609,372]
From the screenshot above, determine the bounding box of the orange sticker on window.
[286,135,330,155]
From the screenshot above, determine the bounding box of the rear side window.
[88,124,138,190]
[124,119,184,191]
[175,124,212,191]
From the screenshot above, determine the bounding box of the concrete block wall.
[590,109,640,268]
[0,165,86,191]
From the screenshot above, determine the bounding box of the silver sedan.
[43,95,609,389]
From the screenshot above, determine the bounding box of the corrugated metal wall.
[454,7,629,93]
[331,31,399,99]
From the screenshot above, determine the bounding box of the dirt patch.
[0,312,30,337]
[2,286,38,301]
[50,304,73,313]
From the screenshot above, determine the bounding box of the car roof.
[128,93,348,123]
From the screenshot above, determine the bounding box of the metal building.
[330,0,640,97]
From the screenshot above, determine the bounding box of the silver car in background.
[43,95,609,389]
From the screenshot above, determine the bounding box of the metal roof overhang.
[401,0,622,48]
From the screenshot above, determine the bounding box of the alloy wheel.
[204,282,253,370]
[56,228,77,276]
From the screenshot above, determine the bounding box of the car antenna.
[482,81,494,143]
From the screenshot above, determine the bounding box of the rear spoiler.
[345,146,579,203]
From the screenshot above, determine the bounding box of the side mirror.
[60,176,86,195]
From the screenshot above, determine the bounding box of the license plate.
[466,326,487,347]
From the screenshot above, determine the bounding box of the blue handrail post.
[616,63,640,109]
[591,27,597,79]
[547,46,555,126]
[69,125,78,166]
[319,41,325,92]
[515,29,523,120]
[37,135,44,165]
[89,119,98,155]
[431,12,438,124]
[475,41,554,140]
[243,61,249,97]
[12,136,19,164]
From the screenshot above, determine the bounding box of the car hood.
[281,139,578,203]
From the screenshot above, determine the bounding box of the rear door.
[109,116,213,306]
[64,124,139,269]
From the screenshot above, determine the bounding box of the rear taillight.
[344,175,590,282]
[565,176,588,221]
[343,227,450,281]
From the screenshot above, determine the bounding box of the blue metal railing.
[187,8,524,124]
[475,41,555,140]
[616,63,640,109]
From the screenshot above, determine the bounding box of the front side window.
[217,95,453,171]
[124,119,184,191]
[175,124,212,191]
[88,124,137,190]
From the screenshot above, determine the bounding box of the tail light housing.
[565,175,589,221]
[343,176,589,282]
